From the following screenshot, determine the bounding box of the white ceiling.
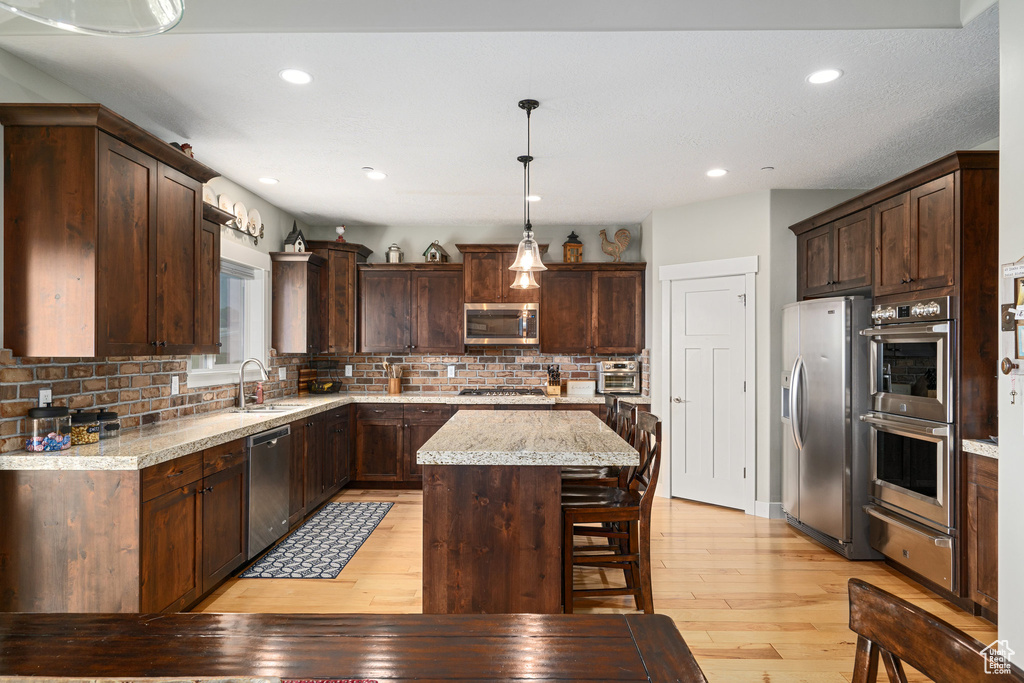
[0,1,999,228]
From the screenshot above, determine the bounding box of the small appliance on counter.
[566,380,597,396]
[597,360,641,394]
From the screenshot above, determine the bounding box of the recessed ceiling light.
[258,177,279,185]
[279,69,313,85]
[362,167,387,180]
[807,69,842,84]
[526,195,541,202]
[706,168,728,178]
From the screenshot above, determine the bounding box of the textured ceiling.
[0,4,999,228]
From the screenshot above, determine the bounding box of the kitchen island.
[418,410,638,614]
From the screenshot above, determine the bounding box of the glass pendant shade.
[0,0,184,36]
[509,234,547,272]
[509,269,539,290]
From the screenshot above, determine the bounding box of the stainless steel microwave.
[464,303,539,345]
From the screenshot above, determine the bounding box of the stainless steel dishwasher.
[247,425,291,560]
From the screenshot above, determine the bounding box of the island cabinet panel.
[540,270,592,354]
[139,479,203,613]
[271,252,326,355]
[0,104,220,357]
[195,219,221,352]
[307,242,372,354]
[967,453,998,615]
[354,405,403,482]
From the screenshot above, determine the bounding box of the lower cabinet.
[403,404,453,483]
[291,408,353,522]
[139,440,247,612]
[353,403,452,484]
[966,453,998,615]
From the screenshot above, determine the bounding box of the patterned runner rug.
[241,502,393,579]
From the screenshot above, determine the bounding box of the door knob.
[672,397,685,403]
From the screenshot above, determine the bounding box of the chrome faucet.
[238,358,270,410]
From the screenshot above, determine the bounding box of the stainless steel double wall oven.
[859,296,958,590]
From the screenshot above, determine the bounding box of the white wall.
[998,0,1024,657]
[207,176,310,258]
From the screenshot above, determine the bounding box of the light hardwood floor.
[197,489,996,682]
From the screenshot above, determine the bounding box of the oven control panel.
[870,297,953,324]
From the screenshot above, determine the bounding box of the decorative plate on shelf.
[248,208,262,236]
[218,194,234,213]
[202,184,216,205]
[233,202,249,233]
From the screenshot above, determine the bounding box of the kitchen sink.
[233,403,306,414]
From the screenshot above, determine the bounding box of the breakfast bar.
[418,410,638,614]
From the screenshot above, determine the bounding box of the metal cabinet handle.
[167,470,185,479]
[158,341,167,347]
[863,505,951,547]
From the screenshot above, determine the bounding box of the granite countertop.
[416,410,639,467]
[962,438,998,460]
[0,393,649,471]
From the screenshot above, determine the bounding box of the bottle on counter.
[25,405,71,452]
[70,409,101,445]
[96,409,121,440]
[255,381,264,404]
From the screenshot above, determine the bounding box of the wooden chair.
[561,401,636,487]
[561,411,662,613]
[848,578,1024,682]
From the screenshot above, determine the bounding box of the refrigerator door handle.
[790,355,805,451]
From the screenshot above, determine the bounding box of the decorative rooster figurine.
[599,228,631,262]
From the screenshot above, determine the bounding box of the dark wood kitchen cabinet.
[307,241,373,354]
[457,244,548,304]
[354,404,404,483]
[796,209,872,299]
[288,418,309,527]
[324,407,352,493]
[540,264,645,355]
[271,252,326,354]
[139,471,203,613]
[359,265,464,354]
[966,453,998,617]
[403,404,452,483]
[0,103,220,357]
[196,219,222,351]
[199,441,248,594]
[295,408,352,513]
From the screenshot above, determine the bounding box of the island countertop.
[417,410,639,466]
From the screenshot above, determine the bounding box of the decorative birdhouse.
[423,240,450,263]
[563,231,583,263]
[283,221,306,253]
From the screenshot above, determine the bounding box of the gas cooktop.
[458,387,546,397]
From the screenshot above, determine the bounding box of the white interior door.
[669,275,748,510]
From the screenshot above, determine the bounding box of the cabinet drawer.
[404,404,452,422]
[356,404,403,420]
[203,439,246,477]
[141,452,203,502]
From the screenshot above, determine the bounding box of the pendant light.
[0,0,184,36]
[509,99,546,285]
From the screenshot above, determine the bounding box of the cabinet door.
[540,270,592,354]
[798,224,834,298]
[326,410,351,491]
[412,271,464,353]
[326,250,358,353]
[464,252,503,303]
[201,461,247,593]
[355,420,403,481]
[968,455,998,612]
[140,481,202,612]
[833,209,872,291]
[195,218,221,353]
[304,417,325,509]
[591,270,643,354]
[404,405,452,482]
[360,270,412,352]
[910,174,956,292]
[873,192,912,297]
[307,260,323,353]
[96,133,158,356]
[288,420,307,527]
[502,251,541,304]
[155,163,201,352]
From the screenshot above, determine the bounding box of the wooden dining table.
[0,612,707,682]
[417,410,639,614]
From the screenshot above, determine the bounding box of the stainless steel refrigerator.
[781,296,879,560]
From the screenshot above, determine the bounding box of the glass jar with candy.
[25,406,72,452]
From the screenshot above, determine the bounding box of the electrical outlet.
[447,365,456,378]
[170,376,180,395]
[38,389,52,406]
[345,364,353,377]
[279,367,287,381]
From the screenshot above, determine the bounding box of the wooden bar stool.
[561,412,662,613]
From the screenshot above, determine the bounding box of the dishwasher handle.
[246,425,291,449]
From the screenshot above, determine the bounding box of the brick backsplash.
[307,346,651,396]
[0,348,305,454]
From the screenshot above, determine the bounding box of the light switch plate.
[279,367,287,381]
[170,376,180,395]
[38,389,52,406]
[448,365,456,378]
[345,364,353,377]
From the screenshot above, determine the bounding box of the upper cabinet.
[271,252,326,354]
[797,209,872,299]
[540,263,645,355]
[359,264,464,354]
[457,244,547,304]
[307,241,372,354]
[0,104,220,357]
